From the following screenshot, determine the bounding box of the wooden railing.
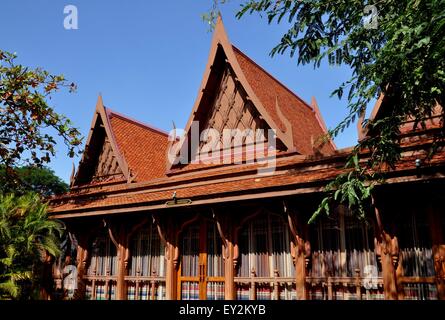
[124,271,166,300]
[234,268,388,300]
[398,276,439,300]
[83,274,118,300]
[306,275,384,300]
[235,269,296,300]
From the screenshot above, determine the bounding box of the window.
[85,229,118,300]
[126,224,166,300]
[398,210,436,300]
[179,221,224,300]
[236,213,295,300]
[309,208,382,300]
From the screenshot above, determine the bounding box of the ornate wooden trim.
[79,220,108,271]
[174,213,200,269]
[103,219,119,249]
[123,217,150,269]
[211,208,229,258]
[152,214,168,246]
[372,196,399,299]
[233,208,262,269]
[283,201,310,300]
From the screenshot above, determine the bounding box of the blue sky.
[0,1,368,182]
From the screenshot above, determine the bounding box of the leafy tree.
[0,166,68,198]
[207,0,445,221]
[0,50,82,183]
[0,193,63,299]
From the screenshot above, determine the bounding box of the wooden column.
[165,241,177,300]
[286,204,310,300]
[428,203,445,300]
[152,214,177,300]
[214,209,235,300]
[224,240,235,300]
[75,234,89,299]
[116,226,127,300]
[373,197,399,300]
[293,237,309,300]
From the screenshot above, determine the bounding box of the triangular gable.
[191,48,286,156]
[232,46,336,155]
[72,96,130,186]
[358,93,443,140]
[168,17,335,172]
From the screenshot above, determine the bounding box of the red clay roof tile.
[107,111,169,182]
[232,46,335,155]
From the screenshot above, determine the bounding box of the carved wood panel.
[92,137,124,182]
[199,66,270,152]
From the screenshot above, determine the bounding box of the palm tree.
[0,193,63,299]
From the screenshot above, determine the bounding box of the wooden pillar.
[152,214,177,300]
[428,203,445,300]
[75,234,88,299]
[373,198,399,300]
[213,209,235,300]
[165,241,177,300]
[293,237,308,300]
[286,206,309,300]
[224,240,235,300]
[375,232,398,299]
[116,226,127,300]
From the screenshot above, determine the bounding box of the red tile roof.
[107,110,169,182]
[51,18,445,218]
[50,137,445,216]
[232,46,335,155]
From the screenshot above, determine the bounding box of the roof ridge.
[231,45,314,112]
[106,108,170,137]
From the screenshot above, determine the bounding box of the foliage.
[0,166,68,198]
[202,0,230,32]
[0,193,63,299]
[0,50,82,175]
[207,0,445,222]
[308,153,381,224]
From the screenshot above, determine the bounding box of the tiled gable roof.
[167,17,335,173]
[72,97,169,187]
[232,46,335,155]
[107,111,169,182]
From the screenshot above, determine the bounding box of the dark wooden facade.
[49,18,445,300]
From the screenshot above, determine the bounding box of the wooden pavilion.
[49,18,445,300]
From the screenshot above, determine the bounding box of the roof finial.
[96,93,105,112]
[311,96,337,150]
[357,107,366,141]
[69,162,76,188]
[214,12,225,34]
